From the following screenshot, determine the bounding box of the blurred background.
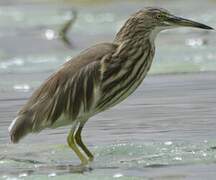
[0,0,216,93]
[0,0,216,179]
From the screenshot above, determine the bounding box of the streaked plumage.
[8,7,213,164]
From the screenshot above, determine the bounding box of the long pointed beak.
[167,15,214,30]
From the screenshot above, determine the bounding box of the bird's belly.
[50,110,95,129]
[49,114,71,129]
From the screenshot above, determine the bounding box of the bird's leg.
[67,121,88,165]
[75,122,94,161]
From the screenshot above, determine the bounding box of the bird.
[8,7,213,165]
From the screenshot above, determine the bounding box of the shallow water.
[0,0,216,179]
[1,73,216,179]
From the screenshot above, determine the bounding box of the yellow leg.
[75,123,94,161]
[67,123,88,165]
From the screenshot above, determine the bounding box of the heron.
[8,7,213,165]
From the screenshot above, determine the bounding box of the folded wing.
[9,43,117,143]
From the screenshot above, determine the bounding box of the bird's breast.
[97,44,155,111]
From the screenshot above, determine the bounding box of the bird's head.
[115,7,213,43]
[138,7,213,30]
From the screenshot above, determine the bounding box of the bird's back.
[9,43,117,143]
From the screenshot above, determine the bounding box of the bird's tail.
[8,112,33,143]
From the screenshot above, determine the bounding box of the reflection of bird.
[59,10,77,47]
[9,8,213,165]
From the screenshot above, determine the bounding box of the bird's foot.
[88,155,94,162]
[80,158,89,166]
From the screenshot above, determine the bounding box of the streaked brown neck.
[114,17,154,46]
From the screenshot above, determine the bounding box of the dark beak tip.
[194,24,214,30]
[203,26,214,30]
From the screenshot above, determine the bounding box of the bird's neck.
[115,29,149,44]
[114,30,158,51]
[112,29,156,85]
[114,25,163,48]
[113,30,155,59]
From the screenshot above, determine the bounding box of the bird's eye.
[156,14,162,19]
